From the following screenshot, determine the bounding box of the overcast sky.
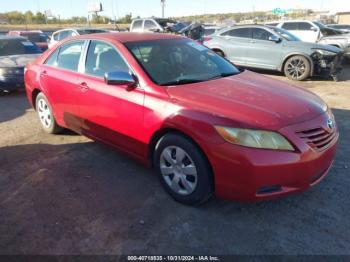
[2,0,350,18]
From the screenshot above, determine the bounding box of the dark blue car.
[0,36,42,92]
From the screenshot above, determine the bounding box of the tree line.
[0,11,134,25]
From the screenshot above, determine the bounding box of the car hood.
[166,70,327,130]
[284,41,342,53]
[321,33,350,39]
[0,54,40,68]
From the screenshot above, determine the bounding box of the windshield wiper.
[160,78,204,86]
[207,72,237,80]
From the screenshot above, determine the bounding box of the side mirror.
[104,71,137,90]
[310,27,318,32]
[268,35,281,43]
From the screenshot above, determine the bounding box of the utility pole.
[161,0,166,18]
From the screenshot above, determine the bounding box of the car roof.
[226,24,273,29]
[53,28,107,33]
[278,20,313,23]
[74,32,184,43]
[0,35,27,40]
[8,30,43,33]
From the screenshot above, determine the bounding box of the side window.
[132,20,143,31]
[52,32,59,41]
[85,40,129,78]
[298,22,313,30]
[144,20,158,31]
[252,28,273,41]
[129,45,152,63]
[282,22,298,30]
[222,28,252,38]
[58,30,69,41]
[56,40,84,71]
[44,48,60,66]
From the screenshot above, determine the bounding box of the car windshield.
[155,19,177,28]
[313,21,343,36]
[76,29,108,34]
[0,38,42,56]
[269,27,300,41]
[125,39,240,86]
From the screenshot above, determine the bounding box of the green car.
[204,25,343,81]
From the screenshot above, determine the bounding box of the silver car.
[204,25,343,81]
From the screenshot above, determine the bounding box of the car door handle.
[40,70,47,77]
[79,82,90,92]
[249,40,256,43]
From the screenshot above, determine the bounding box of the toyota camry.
[24,33,338,205]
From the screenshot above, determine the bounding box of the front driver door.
[77,40,145,157]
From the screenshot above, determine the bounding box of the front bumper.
[311,52,343,80]
[208,113,339,202]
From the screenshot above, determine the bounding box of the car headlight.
[215,126,294,151]
[312,49,338,56]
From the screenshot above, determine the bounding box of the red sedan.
[24,33,338,205]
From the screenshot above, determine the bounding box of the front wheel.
[284,55,311,81]
[36,92,62,134]
[153,134,213,205]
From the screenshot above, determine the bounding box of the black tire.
[153,133,213,205]
[283,55,311,81]
[35,92,62,134]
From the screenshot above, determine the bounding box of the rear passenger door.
[218,28,251,66]
[40,40,86,131]
[245,27,283,70]
[77,40,145,156]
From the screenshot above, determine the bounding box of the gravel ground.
[0,65,349,255]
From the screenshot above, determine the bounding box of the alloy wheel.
[159,146,198,195]
[37,98,52,129]
[286,58,307,79]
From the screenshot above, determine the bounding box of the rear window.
[0,38,42,56]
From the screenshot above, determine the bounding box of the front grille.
[296,127,337,152]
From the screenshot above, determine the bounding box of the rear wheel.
[284,55,311,81]
[36,93,62,134]
[153,134,213,205]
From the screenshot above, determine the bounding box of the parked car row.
[0,28,112,92]
[273,20,350,58]
[8,30,50,51]
[0,36,41,91]
[204,25,343,81]
[1,19,341,204]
